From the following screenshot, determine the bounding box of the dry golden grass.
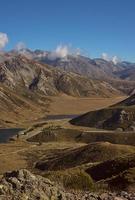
[0,93,126,128]
[0,140,85,175]
[49,94,126,115]
[0,141,30,174]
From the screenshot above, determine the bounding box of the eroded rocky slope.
[0,54,122,97]
[0,169,134,200]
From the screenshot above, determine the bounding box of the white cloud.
[101,52,120,64]
[112,56,120,65]
[15,42,26,51]
[101,53,110,61]
[0,32,8,49]
[48,45,69,60]
[47,44,83,60]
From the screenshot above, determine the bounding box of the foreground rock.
[0,169,68,200]
[0,169,134,200]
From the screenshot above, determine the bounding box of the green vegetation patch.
[44,168,94,191]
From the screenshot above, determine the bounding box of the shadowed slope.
[70,94,135,130]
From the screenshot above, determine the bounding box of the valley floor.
[49,94,126,115]
[0,95,135,196]
[0,95,126,128]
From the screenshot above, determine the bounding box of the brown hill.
[70,94,135,131]
[35,142,135,171]
[0,84,49,127]
[86,153,135,191]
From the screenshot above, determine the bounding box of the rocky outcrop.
[0,169,134,200]
[0,169,69,200]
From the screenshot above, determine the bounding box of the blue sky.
[1,0,135,61]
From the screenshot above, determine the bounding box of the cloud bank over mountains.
[47,45,83,60]
[48,45,69,60]
[0,32,121,64]
[101,52,120,64]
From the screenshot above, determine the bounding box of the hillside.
[10,49,121,79]
[0,54,122,98]
[70,94,135,131]
[86,153,135,191]
[0,84,50,127]
[35,142,135,171]
[38,55,117,80]
[10,48,135,95]
[43,55,135,95]
[0,53,125,126]
[114,62,135,81]
[114,94,135,107]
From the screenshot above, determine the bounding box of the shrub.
[44,169,94,191]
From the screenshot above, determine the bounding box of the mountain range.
[1,48,135,197]
[0,51,121,127]
[0,48,135,126]
[9,48,135,93]
[0,53,121,97]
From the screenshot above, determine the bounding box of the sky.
[0,0,135,61]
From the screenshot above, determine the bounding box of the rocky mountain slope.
[114,61,135,81]
[0,54,122,97]
[70,94,135,131]
[115,67,135,81]
[38,55,118,80]
[0,169,134,200]
[40,55,135,94]
[0,52,124,126]
[11,48,123,79]
[0,84,50,127]
[0,169,72,200]
[39,52,135,85]
[10,48,135,94]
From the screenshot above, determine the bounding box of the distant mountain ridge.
[8,48,135,94]
[0,54,121,97]
[10,48,135,76]
[10,48,124,79]
[0,49,135,96]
